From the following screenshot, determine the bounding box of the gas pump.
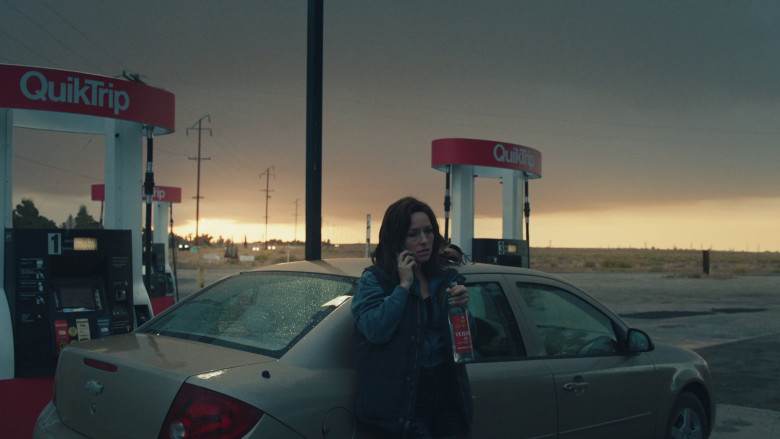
[4,229,135,377]
[472,238,529,268]
[149,243,174,297]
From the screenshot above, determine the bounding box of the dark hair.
[372,197,445,277]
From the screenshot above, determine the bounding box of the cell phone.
[399,246,411,262]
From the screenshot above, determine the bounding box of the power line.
[14,154,99,182]
[39,0,129,73]
[0,26,59,67]
[1,0,92,67]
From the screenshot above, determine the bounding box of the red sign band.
[91,184,182,203]
[431,138,542,178]
[1,64,175,133]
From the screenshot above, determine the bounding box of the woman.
[351,197,473,439]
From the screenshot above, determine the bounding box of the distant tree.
[74,205,100,229]
[13,198,57,228]
[171,233,188,245]
[60,215,75,229]
[243,235,248,248]
[198,234,213,246]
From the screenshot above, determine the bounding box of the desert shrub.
[601,258,634,269]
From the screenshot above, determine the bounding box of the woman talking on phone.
[351,197,473,439]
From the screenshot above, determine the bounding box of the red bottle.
[448,283,475,363]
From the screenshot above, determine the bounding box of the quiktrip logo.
[493,143,535,169]
[20,70,130,115]
[431,138,542,177]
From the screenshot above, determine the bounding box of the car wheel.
[667,391,709,439]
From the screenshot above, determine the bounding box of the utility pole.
[260,166,275,249]
[186,115,211,246]
[293,199,300,242]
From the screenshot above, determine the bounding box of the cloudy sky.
[2,0,779,251]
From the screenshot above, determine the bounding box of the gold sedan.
[35,259,713,439]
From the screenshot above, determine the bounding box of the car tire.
[667,391,709,439]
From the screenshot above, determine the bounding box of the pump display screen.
[58,285,99,311]
[506,243,518,253]
[74,237,98,251]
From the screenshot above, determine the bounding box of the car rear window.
[140,272,356,358]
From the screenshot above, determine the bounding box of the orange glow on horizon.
[173,198,780,253]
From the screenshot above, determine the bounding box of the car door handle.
[562,381,589,391]
[562,376,589,395]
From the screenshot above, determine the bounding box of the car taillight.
[159,383,263,439]
[84,358,119,372]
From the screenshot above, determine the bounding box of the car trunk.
[54,333,273,439]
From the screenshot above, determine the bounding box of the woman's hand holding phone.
[397,248,415,290]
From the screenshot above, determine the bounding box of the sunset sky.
[2,1,779,252]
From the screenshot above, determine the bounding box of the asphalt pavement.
[173,266,780,438]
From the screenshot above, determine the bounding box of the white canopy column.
[501,168,523,240]
[450,165,475,257]
[0,109,14,378]
[104,119,151,319]
[153,201,172,274]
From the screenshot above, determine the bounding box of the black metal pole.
[444,167,451,242]
[170,203,180,303]
[524,176,531,268]
[144,127,155,293]
[305,0,323,261]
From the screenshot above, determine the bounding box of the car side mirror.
[626,328,654,353]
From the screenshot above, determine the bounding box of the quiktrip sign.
[431,138,542,178]
[0,64,174,133]
[91,184,182,203]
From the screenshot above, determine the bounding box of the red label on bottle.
[450,314,473,354]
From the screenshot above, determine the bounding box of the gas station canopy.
[0,64,175,380]
[432,137,541,179]
[0,64,174,134]
[431,138,542,265]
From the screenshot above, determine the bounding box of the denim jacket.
[351,265,473,434]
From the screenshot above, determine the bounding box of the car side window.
[466,282,526,359]
[517,283,618,357]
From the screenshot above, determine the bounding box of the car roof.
[246,257,566,283]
